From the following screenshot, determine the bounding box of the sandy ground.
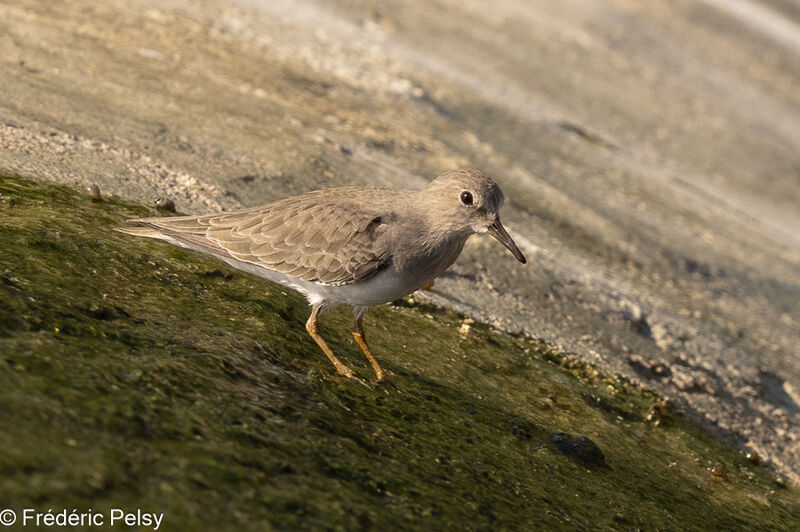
[1,0,798,483]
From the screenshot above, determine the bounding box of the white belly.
[310,268,415,306]
[162,232,463,309]
[219,256,413,307]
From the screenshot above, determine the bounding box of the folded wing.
[123,197,392,285]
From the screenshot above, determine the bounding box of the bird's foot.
[335,365,371,388]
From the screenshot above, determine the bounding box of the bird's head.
[424,168,526,263]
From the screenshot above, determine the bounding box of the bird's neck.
[394,221,471,279]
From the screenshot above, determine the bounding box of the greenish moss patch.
[0,175,797,530]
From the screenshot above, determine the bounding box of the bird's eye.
[460,191,474,205]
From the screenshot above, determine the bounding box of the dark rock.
[509,420,536,440]
[627,354,672,379]
[550,432,606,466]
[154,197,176,212]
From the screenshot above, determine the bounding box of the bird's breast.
[314,232,469,307]
[394,232,468,284]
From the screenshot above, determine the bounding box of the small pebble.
[86,184,102,201]
[154,197,176,212]
[709,464,727,482]
[646,402,665,424]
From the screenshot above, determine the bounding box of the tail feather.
[114,225,172,240]
[115,221,236,260]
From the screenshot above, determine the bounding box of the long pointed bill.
[486,218,526,263]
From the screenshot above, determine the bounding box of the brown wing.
[127,197,392,285]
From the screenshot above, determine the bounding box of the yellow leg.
[305,304,358,380]
[352,315,385,383]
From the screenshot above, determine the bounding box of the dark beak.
[486,218,526,263]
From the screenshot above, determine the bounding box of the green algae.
[0,174,797,530]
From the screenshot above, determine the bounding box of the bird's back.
[118,186,419,287]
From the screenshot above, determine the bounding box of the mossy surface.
[0,175,797,530]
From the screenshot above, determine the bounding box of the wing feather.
[125,196,392,285]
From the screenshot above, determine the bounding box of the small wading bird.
[118,168,526,384]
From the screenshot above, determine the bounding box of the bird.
[117,168,526,383]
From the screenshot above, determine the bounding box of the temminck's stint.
[118,168,526,383]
